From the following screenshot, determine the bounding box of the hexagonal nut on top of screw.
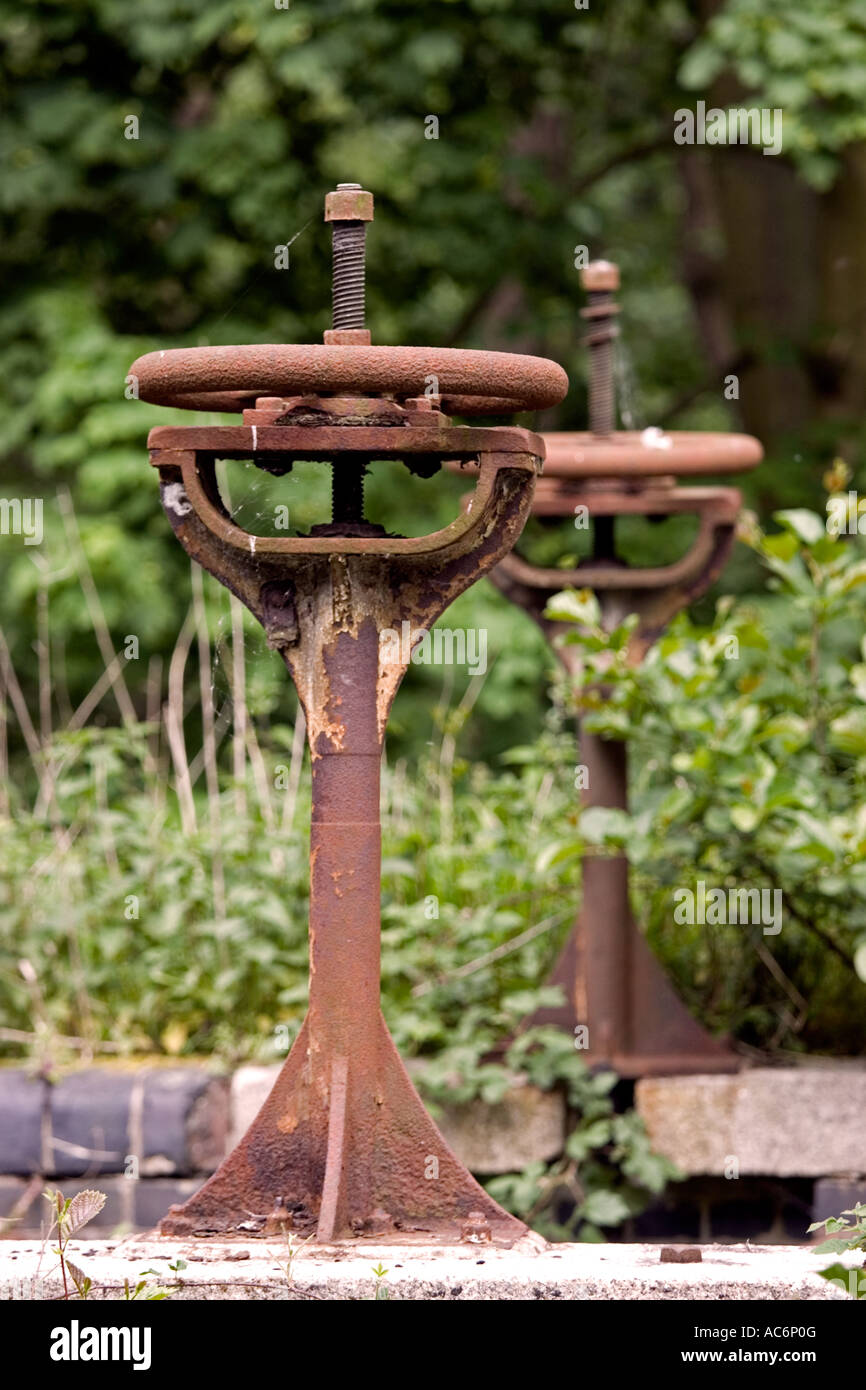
[324,182,374,223]
[580,259,620,293]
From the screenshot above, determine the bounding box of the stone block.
[141,1069,228,1175]
[0,1072,45,1174]
[812,1176,866,1227]
[636,1074,737,1176]
[49,1072,135,1177]
[436,1083,566,1175]
[43,1067,228,1177]
[229,1065,280,1151]
[637,1066,866,1178]
[0,1238,855,1301]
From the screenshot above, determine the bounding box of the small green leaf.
[730,804,760,833]
[544,588,601,628]
[829,709,866,757]
[65,1189,107,1235]
[819,1263,866,1298]
[773,509,825,546]
[579,1190,630,1227]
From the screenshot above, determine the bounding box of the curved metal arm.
[162,438,538,561]
[500,499,737,592]
[491,487,742,664]
[153,441,540,742]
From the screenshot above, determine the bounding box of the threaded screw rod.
[327,182,371,332]
[323,183,376,524]
[580,261,621,561]
[332,219,366,330]
[580,261,620,438]
[331,459,367,525]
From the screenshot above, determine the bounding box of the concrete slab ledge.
[0,1239,856,1301]
[636,1066,866,1177]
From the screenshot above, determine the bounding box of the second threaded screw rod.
[580,260,621,562]
[580,260,620,439]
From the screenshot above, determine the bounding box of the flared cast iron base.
[160,1011,525,1244]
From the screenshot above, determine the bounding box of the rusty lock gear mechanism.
[451,260,762,1077]
[130,186,567,1244]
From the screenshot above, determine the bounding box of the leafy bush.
[485,1030,678,1242]
[0,712,578,1061]
[809,1203,866,1299]
[0,654,672,1240]
[6,0,843,757]
[547,502,866,1052]
[681,0,866,188]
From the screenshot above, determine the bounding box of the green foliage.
[486,1029,679,1241]
[0,714,578,1059]
[808,1204,866,1299]
[0,685,670,1240]
[3,0,865,745]
[1,0,820,761]
[5,0,866,1247]
[680,0,866,187]
[44,1185,106,1300]
[548,507,866,1052]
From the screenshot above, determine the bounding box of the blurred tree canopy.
[1,0,865,756]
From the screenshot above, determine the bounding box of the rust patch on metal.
[329,555,352,628]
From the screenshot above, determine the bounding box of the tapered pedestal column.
[161,622,522,1242]
[531,730,736,1076]
[150,431,546,1243]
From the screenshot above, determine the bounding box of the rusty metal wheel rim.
[540,430,762,478]
[129,343,569,415]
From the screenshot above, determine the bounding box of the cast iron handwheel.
[541,430,762,477]
[129,343,569,416]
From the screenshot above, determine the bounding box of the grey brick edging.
[0,1061,564,1234]
[2,1061,863,1240]
[0,1066,228,1180]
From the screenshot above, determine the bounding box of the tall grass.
[0,496,578,1067]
